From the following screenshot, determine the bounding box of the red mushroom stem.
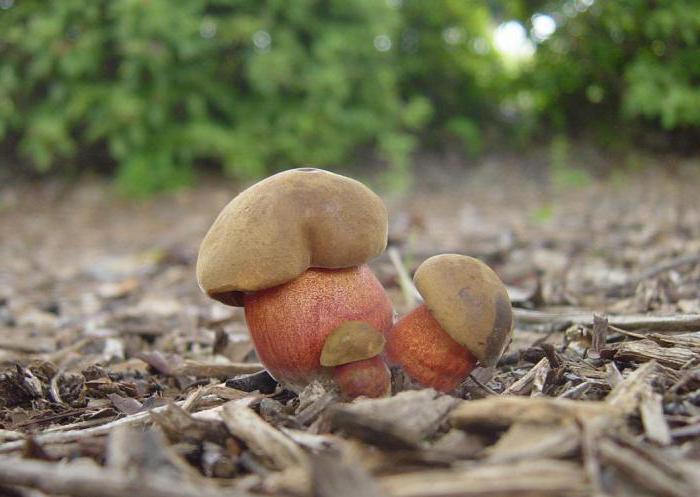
[244,264,393,393]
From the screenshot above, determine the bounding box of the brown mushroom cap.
[320,321,386,367]
[414,254,512,366]
[196,168,388,305]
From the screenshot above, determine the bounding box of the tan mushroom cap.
[196,168,388,306]
[320,321,386,367]
[414,254,513,366]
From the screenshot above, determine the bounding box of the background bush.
[513,0,700,144]
[0,0,429,194]
[1,0,699,194]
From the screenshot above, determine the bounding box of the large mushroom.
[385,254,512,392]
[196,168,394,397]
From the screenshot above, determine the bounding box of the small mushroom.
[320,321,389,399]
[385,254,512,392]
[196,169,394,395]
[333,356,390,400]
[320,321,386,367]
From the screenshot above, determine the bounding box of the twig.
[503,358,550,396]
[557,381,591,399]
[514,309,700,332]
[49,372,68,408]
[172,361,263,378]
[379,459,587,497]
[581,418,606,497]
[670,423,700,439]
[221,403,307,470]
[387,247,421,308]
[0,401,228,454]
[598,439,694,497]
[466,373,499,397]
[0,456,252,497]
[590,314,608,357]
[606,361,657,415]
[639,387,671,446]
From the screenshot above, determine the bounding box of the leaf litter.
[0,166,699,497]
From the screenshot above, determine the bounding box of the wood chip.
[598,438,697,497]
[485,422,580,462]
[503,358,550,396]
[606,360,657,415]
[639,386,671,446]
[609,339,697,368]
[380,459,588,497]
[107,425,199,482]
[329,390,459,449]
[449,396,612,431]
[0,401,228,454]
[590,313,608,357]
[312,452,386,497]
[514,310,700,332]
[0,455,253,497]
[172,360,264,378]
[221,402,308,470]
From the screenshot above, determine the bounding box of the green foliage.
[2,0,699,194]
[0,0,427,194]
[517,0,700,136]
[396,0,503,153]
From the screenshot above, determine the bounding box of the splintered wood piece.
[590,313,608,357]
[605,362,624,388]
[107,425,202,483]
[609,339,697,368]
[581,417,606,497]
[172,360,264,378]
[312,452,386,497]
[427,429,485,460]
[449,396,612,431]
[0,401,232,454]
[149,403,230,445]
[606,360,657,415]
[0,455,253,497]
[0,429,23,442]
[598,439,697,497]
[639,386,671,446]
[503,358,550,396]
[513,309,700,332]
[221,402,307,470]
[485,422,580,462]
[646,332,700,351]
[379,459,588,497]
[329,389,460,449]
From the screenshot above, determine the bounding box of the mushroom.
[196,168,394,396]
[320,321,390,399]
[385,254,512,392]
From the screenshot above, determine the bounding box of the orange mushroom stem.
[243,265,393,393]
[384,254,513,392]
[385,304,477,392]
